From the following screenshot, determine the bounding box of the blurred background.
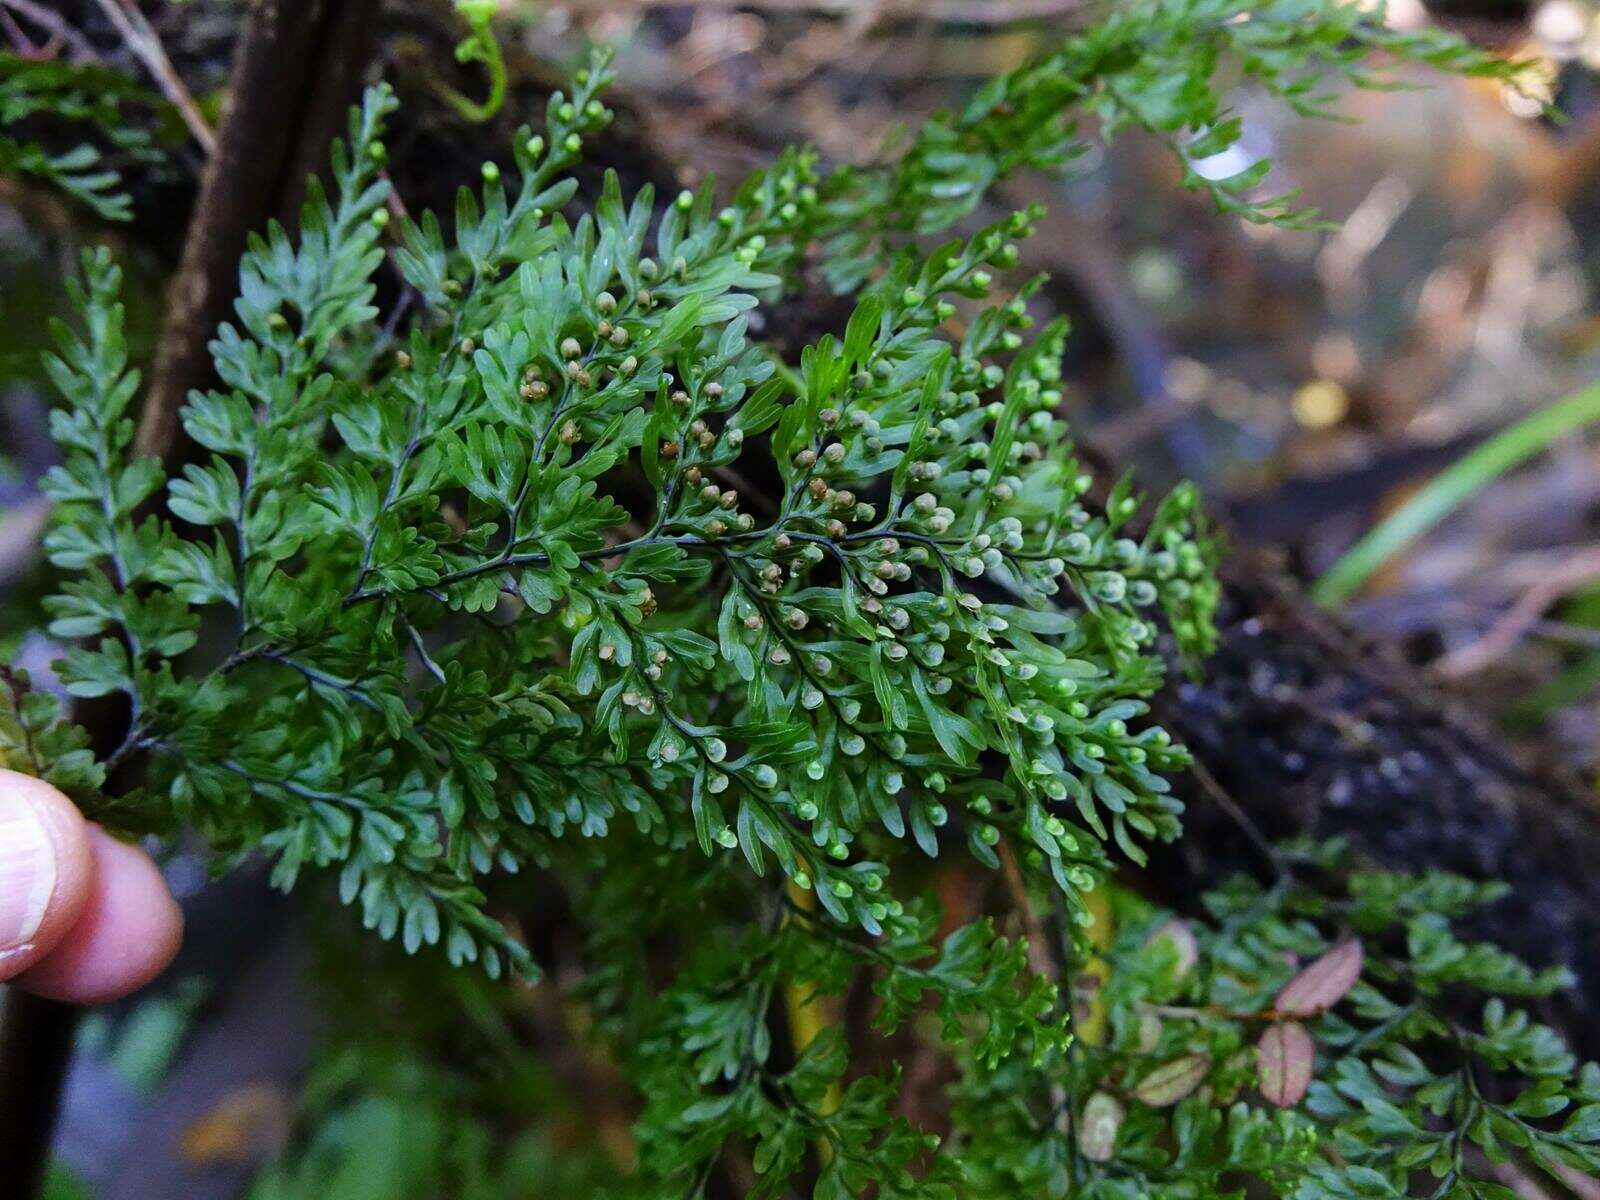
[5,0,1600,1195]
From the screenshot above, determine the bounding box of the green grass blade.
[1313,382,1600,606]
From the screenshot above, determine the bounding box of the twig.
[1433,545,1600,678]
[995,838,1076,1151]
[995,838,1057,979]
[91,0,216,155]
[136,0,367,460]
[0,5,50,57]
[560,0,1087,23]
[1186,756,1286,881]
[0,0,96,61]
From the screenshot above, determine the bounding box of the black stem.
[0,990,79,1197]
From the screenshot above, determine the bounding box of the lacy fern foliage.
[5,2,1592,1197]
[30,59,1220,980]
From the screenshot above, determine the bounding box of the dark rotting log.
[135,0,374,461]
[1149,548,1600,1053]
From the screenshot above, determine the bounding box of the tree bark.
[134,0,379,459]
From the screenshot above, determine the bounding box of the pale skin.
[0,768,181,1003]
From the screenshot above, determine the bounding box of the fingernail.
[0,797,56,951]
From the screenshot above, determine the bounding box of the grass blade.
[1313,383,1600,606]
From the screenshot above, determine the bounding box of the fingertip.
[18,825,183,1004]
[0,767,94,982]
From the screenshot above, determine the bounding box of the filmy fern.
[6,2,1594,1196]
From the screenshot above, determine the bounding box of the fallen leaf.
[1275,939,1363,1017]
[179,1081,294,1165]
[1257,1021,1315,1107]
[1133,1052,1212,1107]
[1078,1091,1125,1162]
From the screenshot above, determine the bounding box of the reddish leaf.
[1132,1052,1211,1107]
[1257,1021,1315,1107]
[1274,938,1363,1017]
[1078,1091,1125,1162]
